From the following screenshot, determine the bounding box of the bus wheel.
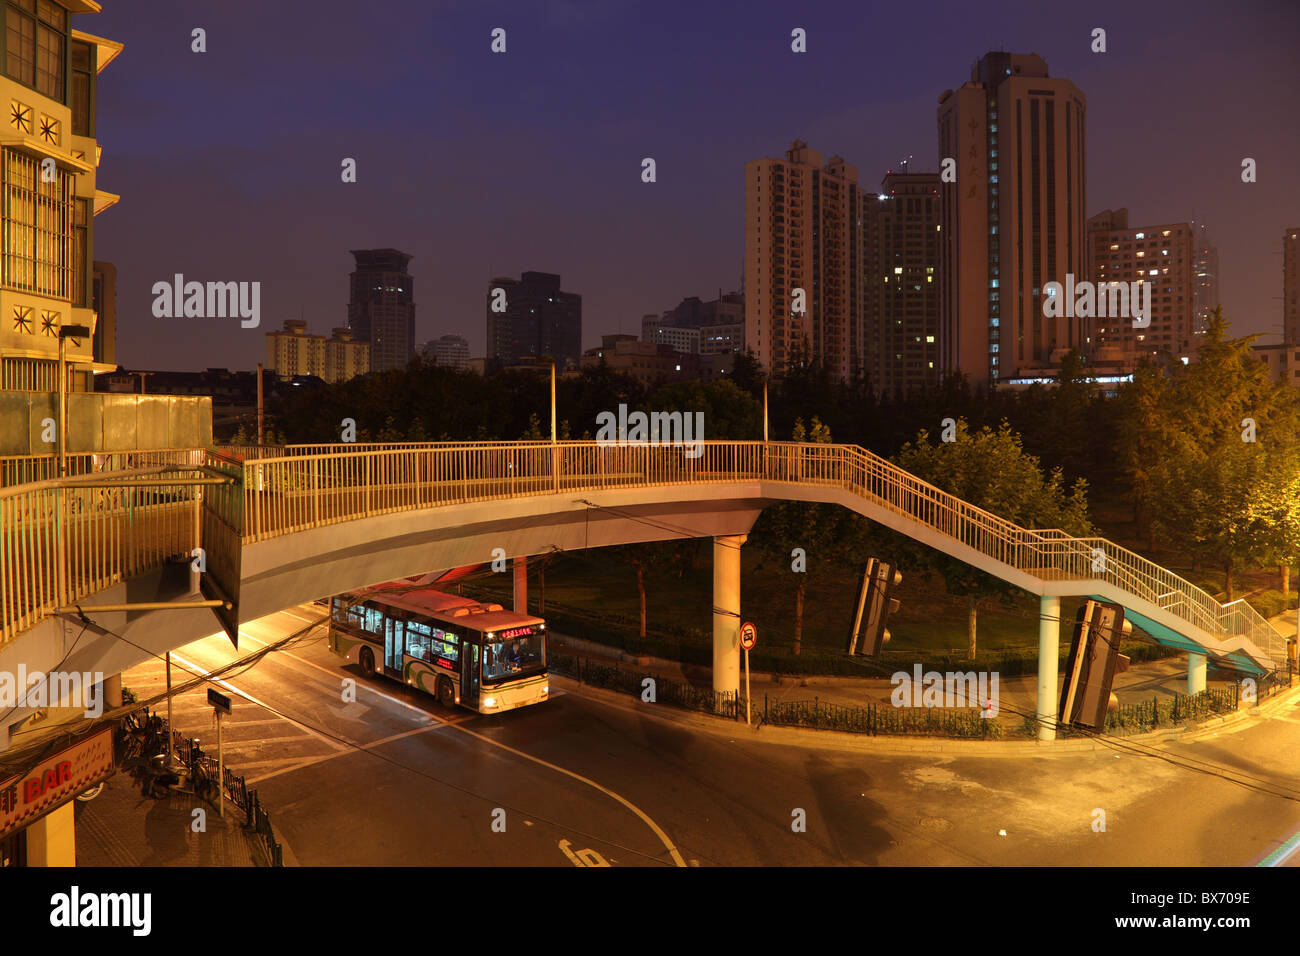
[437,677,456,709]
[359,647,375,678]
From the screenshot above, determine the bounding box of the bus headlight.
[484,697,497,708]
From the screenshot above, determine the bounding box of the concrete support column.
[513,556,527,614]
[712,534,746,695]
[1187,652,1207,695]
[102,673,122,710]
[26,802,76,866]
[1037,596,1061,742]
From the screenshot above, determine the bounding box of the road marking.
[445,721,686,867]
[168,651,350,752]
[1258,823,1300,867]
[559,839,610,867]
[237,623,452,723]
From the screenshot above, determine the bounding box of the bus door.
[460,638,480,708]
[384,614,404,676]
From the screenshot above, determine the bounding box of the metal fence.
[549,654,742,718]
[171,727,283,867]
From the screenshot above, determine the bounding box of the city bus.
[327,582,548,714]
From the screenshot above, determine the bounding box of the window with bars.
[2,148,74,297]
[6,0,67,101]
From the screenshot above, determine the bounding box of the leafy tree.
[749,417,853,654]
[892,419,1093,658]
[1119,309,1300,599]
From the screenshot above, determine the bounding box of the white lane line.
[442,721,686,868]
[243,725,441,785]
[235,626,450,722]
[224,612,681,864]
[167,651,350,752]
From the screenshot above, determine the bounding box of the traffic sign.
[207,687,232,715]
[739,621,757,651]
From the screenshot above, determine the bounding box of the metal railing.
[0,458,219,643]
[0,441,1287,672]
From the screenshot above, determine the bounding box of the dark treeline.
[255,348,1121,493]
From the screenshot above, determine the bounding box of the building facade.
[745,142,860,380]
[644,325,700,354]
[266,320,325,378]
[1253,343,1300,386]
[424,333,471,370]
[649,292,744,357]
[348,248,414,373]
[1087,209,1195,364]
[0,3,121,394]
[486,271,582,368]
[938,52,1087,389]
[1192,222,1218,335]
[582,333,697,384]
[325,327,368,382]
[862,171,942,395]
[266,320,367,383]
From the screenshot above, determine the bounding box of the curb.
[551,674,1300,758]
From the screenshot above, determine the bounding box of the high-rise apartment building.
[486,271,582,368]
[862,171,942,395]
[1285,228,1299,344]
[1191,223,1218,335]
[348,249,414,373]
[266,320,325,378]
[1086,209,1195,363]
[325,327,368,382]
[267,320,368,382]
[0,5,121,393]
[745,142,861,380]
[938,52,1087,389]
[424,333,471,370]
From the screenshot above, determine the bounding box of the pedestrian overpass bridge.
[0,440,1287,749]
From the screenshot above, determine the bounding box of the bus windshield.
[481,633,545,684]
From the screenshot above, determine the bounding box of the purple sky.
[90,0,1300,371]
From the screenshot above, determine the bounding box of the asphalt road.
[117,605,1300,867]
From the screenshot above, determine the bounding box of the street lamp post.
[56,325,92,479]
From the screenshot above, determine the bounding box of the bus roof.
[353,584,544,632]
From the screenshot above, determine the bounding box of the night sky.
[90,0,1300,372]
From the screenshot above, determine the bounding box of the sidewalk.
[73,770,280,867]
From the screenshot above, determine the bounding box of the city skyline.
[89,0,1299,372]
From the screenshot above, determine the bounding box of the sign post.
[207,688,231,819]
[739,622,757,725]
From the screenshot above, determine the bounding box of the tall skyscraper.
[486,271,582,367]
[938,52,1087,389]
[745,141,861,380]
[1285,228,1299,344]
[1086,210,1195,364]
[862,171,942,395]
[348,249,414,373]
[1191,222,1219,335]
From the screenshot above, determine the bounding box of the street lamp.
[57,325,91,478]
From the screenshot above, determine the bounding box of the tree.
[893,419,1093,659]
[1120,309,1300,599]
[749,416,846,654]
